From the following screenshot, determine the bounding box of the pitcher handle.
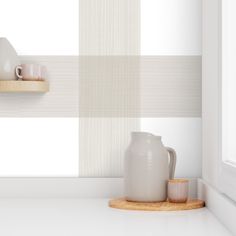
[166,147,176,179]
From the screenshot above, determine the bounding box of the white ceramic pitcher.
[124,132,176,202]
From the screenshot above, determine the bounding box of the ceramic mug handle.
[15,65,23,79]
[166,147,177,179]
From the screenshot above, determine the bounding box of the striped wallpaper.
[79,0,140,55]
[78,0,202,177]
[0,1,201,177]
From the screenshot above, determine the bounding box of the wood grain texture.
[109,198,205,211]
[0,81,49,93]
[0,56,78,117]
[168,179,188,183]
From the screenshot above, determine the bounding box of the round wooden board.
[109,198,205,211]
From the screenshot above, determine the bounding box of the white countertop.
[0,198,232,236]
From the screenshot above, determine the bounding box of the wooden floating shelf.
[109,198,205,211]
[0,80,49,93]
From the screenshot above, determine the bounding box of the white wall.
[0,118,79,177]
[0,1,79,177]
[141,0,202,55]
[0,0,79,55]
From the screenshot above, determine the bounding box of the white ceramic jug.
[0,38,20,80]
[124,132,176,202]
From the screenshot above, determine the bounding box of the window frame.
[219,0,236,201]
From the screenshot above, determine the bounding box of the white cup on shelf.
[16,64,47,81]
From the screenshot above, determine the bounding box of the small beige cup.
[168,179,188,203]
[15,64,47,81]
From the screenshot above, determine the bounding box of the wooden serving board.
[0,80,49,93]
[109,198,205,211]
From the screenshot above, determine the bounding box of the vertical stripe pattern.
[79,0,140,176]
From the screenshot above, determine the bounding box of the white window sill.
[0,198,231,236]
[198,179,236,235]
[0,178,233,235]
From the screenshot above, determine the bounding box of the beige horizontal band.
[79,56,201,117]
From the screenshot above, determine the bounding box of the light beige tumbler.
[168,179,188,203]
